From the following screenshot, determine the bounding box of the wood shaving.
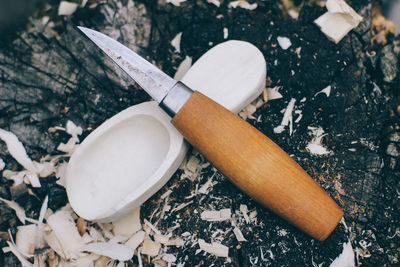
[233,227,247,242]
[277,36,292,50]
[174,56,192,81]
[171,32,182,53]
[82,242,134,261]
[46,210,83,259]
[57,137,79,154]
[161,189,172,199]
[144,219,161,235]
[141,238,161,257]
[315,85,331,97]
[0,158,5,170]
[113,207,141,237]
[125,230,145,250]
[306,126,331,155]
[58,1,79,16]
[329,240,354,267]
[266,86,283,100]
[334,180,346,196]
[198,174,215,194]
[198,239,229,257]
[273,98,296,135]
[0,128,38,173]
[314,0,363,43]
[166,237,184,247]
[228,0,257,10]
[163,253,177,263]
[249,210,257,221]
[76,218,87,236]
[186,156,199,173]
[166,0,186,7]
[0,197,27,224]
[171,201,193,213]
[239,103,257,119]
[2,240,33,267]
[154,233,170,244]
[200,209,231,222]
[15,224,38,256]
[239,204,250,223]
[66,120,82,139]
[207,0,220,7]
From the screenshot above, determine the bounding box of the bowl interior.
[67,114,170,219]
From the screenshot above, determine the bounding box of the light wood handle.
[172,91,343,241]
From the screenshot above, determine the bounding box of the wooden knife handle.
[171,91,343,241]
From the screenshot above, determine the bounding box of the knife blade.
[78,26,343,241]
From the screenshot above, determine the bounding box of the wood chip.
[46,210,83,259]
[186,156,199,173]
[167,237,184,247]
[113,207,141,237]
[76,218,87,236]
[144,219,161,235]
[233,227,247,242]
[200,209,231,222]
[171,32,182,52]
[0,197,27,224]
[198,239,229,258]
[0,128,38,174]
[266,86,283,100]
[125,230,145,251]
[58,1,79,16]
[82,242,134,261]
[15,224,37,256]
[314,0,362,44]
[162,254,177,263]
[239,205,250,223]
[141,238,161,257]
[229,0,257,10]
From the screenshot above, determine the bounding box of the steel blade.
[78,27,176,103]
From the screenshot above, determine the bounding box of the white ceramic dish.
[66,40,266,222]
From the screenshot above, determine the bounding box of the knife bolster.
[160,82,193,117]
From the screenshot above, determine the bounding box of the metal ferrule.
[160,82,193,117]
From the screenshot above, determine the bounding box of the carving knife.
[78,27,343,241]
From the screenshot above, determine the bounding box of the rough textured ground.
[0,0,399,266]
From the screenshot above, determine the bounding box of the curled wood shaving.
[2,241,33,267]
[0,197,27,224]
[229,0,257,10]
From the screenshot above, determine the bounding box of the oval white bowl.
[66,101,187,222]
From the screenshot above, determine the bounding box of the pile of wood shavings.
[0,111,266,266]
